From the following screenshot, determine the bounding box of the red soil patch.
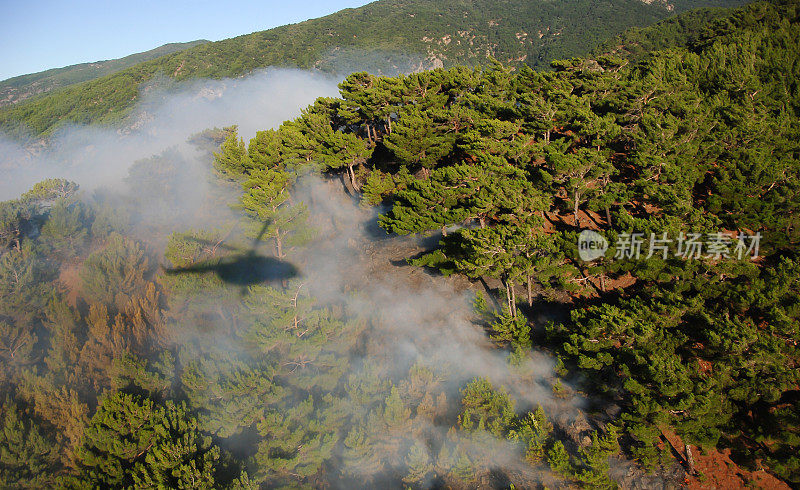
[660,428,790,489]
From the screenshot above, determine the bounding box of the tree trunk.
[686,445,696,475]
[527,277,533,307]
[275,230,284,259]
[442,226,448,237]
[510,283,517,318]
[503,277,517,319]
[348,163,360,192]
[574,190,580,227]
[365,124,374,145]
[503,279,512,316]
[387,116,392,134]
[605,206,612,227]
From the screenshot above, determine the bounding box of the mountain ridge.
[0,0,749,136]
[0,40,208,107]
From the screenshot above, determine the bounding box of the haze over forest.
[0,0,798,488]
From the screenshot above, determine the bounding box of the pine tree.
[0,396,59,487]
[384,106,455,175]
[0,199,36,250]
[42,297,81,381]
[240,168,312,258]
[20,178,80,205]
[547,440,573,477]
[508,405,554,463]
[458,378,516,438]
[245,284,360,391]
[0,241,50,315]
[320,130,374,192]
[180,354,282,437]
[70,392,220,489]
[80,233,149,309]
[40,200,88,258]
[255,396,339,485]
[545,145,612,227]
[213,126,252,179]
[404,440,433,486]
[0,321,37,383]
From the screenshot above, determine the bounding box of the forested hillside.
[0,41,207,108]
[592,6,736,61]
[1,0,798,488]
[207,0,797,484]
[0,0,748,137]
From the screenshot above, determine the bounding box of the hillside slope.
[0,0,749,136]
[0,40,207,108]
[592,7,736,60]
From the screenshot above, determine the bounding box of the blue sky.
[0,0,374,81]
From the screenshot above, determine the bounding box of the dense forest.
[0,0,749,137]
[1,0,799,488]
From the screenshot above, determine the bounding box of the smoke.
[296,176,563,406]
[0,68,341,201]
[285,175,590,484]
[314,47,436,77]
[0,67,599,487]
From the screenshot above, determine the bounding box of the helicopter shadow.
[162,221,299,292]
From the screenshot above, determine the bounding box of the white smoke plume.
[0,68,341,201]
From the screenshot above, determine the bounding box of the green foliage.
[1,179,80,251]
[458,378,516,438]
[241,167,313,258]
[244,283,359,391]
[214,128,252,179]
[20,178,79,204]
[0,241,51,315]
[180,354,281,438]
[508,406,554,463]
[384,106,456,172]
[40,200,88,258]
[227,0,800,483]
[360,168,401,207]
[575,428,620,489]
[0,396,59,488]
[0,200,34,250]
[547,440,573,476]
[552,256,800,478]
[255,396,339,484]
[69,392,219,489]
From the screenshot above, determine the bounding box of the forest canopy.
[0,0,798,488]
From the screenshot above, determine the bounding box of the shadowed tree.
[240,168,312,258]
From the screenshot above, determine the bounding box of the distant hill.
[0,41,208,107]
[0,0,750,136]
[592,6,735,60]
